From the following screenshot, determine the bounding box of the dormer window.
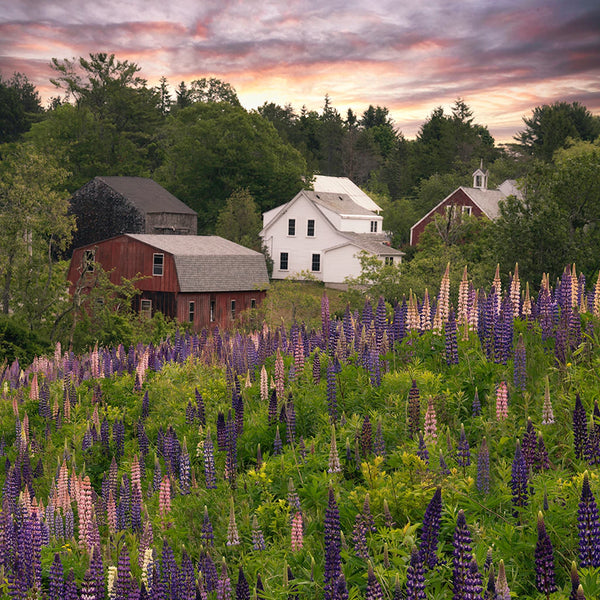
[370,221,378,233]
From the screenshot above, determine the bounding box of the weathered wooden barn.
[69,176,198,249]
[68,234,269,331]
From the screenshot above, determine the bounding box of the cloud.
[0,0,598,141]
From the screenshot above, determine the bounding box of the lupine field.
[3,264,600,599]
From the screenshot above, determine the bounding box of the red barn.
[68,234,269,331]
[409,167,521,246]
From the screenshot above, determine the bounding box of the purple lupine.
[323,487,342,600]
[477,437,490,494]
[199,552,218,592]
[202,505,214,546]
[535,512,557,598]
[405,547,426,600]
[578,471,600,567]
[185,400,196,424]
[513,333,527,392]
[115,545,133,600]
[439,450,450,476]
[484,567,496,600]
[452,509,474,600]
[445,310,459,365]
[464,558,483,600]
[417,432,429,465]
[326,362,338,423]
[236,567,251,600]
[408,380,420,439]
[352,513,369,560]
[313,350,321,384]
[268,389,278,426]
[273,425,283,456]
[457,424,471,474]
[419,487,442,570]
[510,440,529,513]
[194,388,206,427]
[48,552,65,600]
[365,563,384,600]
[573,394,589,460]
[113,419,125,459]
[521,418,537,470]
[179,438,191,494]
[570,561,580,600]
[217,561,232,600]
[224,414,238,487]
[286,396,296,445]
[535,432,551,472]
[360,415,373,457]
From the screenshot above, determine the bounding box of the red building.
[409,167,521,246]
[68,234,269,331]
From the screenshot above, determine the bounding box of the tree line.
[0,52,599,350]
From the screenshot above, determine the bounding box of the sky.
[1,0,599,142]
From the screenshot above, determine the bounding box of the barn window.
[280,252,289,270]
[188,301,195,323]
[210,300,216,322]
[153,253,164,276]
[370,221,378,232]
[311,253,321,272]
[230,300,236,320]
[288,219,296,236]
[307,219,315,237]
[83,249,96,273]
[251,298,256,309]
[140,299,152,319]
[462,205,472,216]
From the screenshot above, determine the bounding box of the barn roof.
[97,177,197,216]
[126,234,269,293]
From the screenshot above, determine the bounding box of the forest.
[0,52,600,357]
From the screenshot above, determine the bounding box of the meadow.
[1,264,600,599]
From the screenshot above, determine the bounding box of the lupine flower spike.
[578,471,600,568]
[495,560,511,600]
[452,509,474,600]
[535,511,557,598]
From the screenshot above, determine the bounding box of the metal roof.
[313,175,382,212]
[98,177,197,216]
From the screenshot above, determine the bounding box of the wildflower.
[291,511,303,551]
[323,487,342,600]
[405,547,426,600]
[472,388,481,416]
[513,333,527,392]
[445,310,459,365]
[328,426,341,473]
[452,509,474,599]
[495,560,511,600]
[574,394,589,460]
[510,440,528,512]
[252,514,266,551]
[417,432,429,465]
[477,437,490,494]
[464,558,483,600]
[578,471,600,567]
[365,563,384,600]
[227,498,240,546]
[424,397,437,444]
[352,513,369,560]
[535,512,557,596]
[495,382,508,420]
[202,505,214,547]
[326,362,338,423]
[419,487,442,570]
[542,377,554,424]
[236,567,250,600]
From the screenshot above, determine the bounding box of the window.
[140,299,152,319]
[230,300,236,320]
[475,175,482,188]
[385,257,394,266]
[153,253,164,276]
[462,205,472,216]
[311,253,321,272]
[83,249,96,273]
[370,221,378,233]
[280,252,289,270]
[188,301,195,323]
[251,298,256,309]
[307,219,315,237]
[288,219,296,236]
[210,300,216,322]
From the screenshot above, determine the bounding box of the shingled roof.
[126,234,269,293]
[98,177,197,215]
[325,232,405,256]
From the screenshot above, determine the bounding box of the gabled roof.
[410,181,518,238]
[97,177,197,216]
[313,175,382,212]
[125,234,269,293]
[325,233,404,257]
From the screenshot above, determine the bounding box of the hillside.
[1,265,600,598]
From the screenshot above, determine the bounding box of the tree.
[493,139,600,285]
[515,102,600,161]
[0,73,43,142]
[39,53,164,186]
[0,143,74,326]
[156,101,310,233]
[189,78,240,106]
[215,188,262,250]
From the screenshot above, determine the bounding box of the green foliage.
[215,188,263,250]
[0,314,51,365]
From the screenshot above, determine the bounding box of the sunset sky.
[1,0,598,142]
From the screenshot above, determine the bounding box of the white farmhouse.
[261,177,403,288]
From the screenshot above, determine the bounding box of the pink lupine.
[275,351,285,401]
[438,263,451,323]
[29,372,39,401]
[328,426,341,474]
[107,490,117,534]
[458,266,470,328]
[509,263,521,316]
[227,499,240,546]
[406,293,420,331]
[496,382,508,421]
[159,475,171,521]
[542,377,555,425]
[492,264,502,315]
[420,289,432,332]
[260,366,269,402]
[424,397,438,444]
[291,511,303,551]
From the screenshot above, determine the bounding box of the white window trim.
[153,253,164,277]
